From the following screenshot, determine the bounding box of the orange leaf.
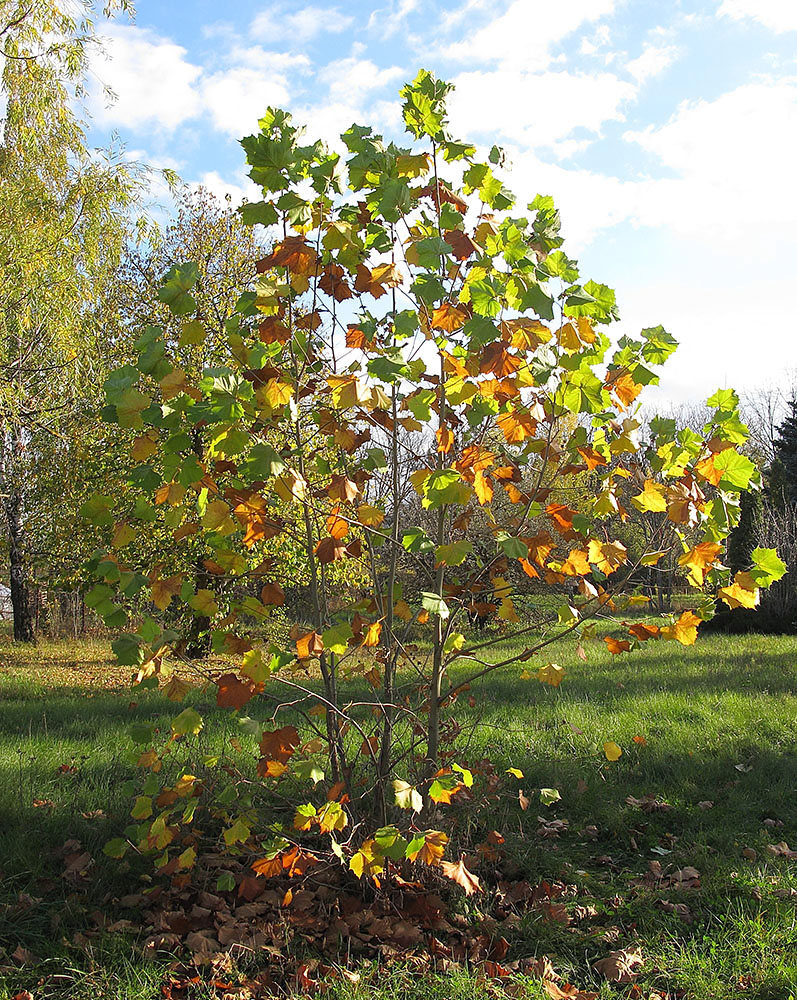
[496,409,537,443]
[628,622,659,641]
[577,445,607,470]
[604,636,631,655]
[524,531,555,565]
[326,506,350,539]
[431,302,468,332]
[436,425,454,454]
[296,630,324,659]
[480,343,522,377]
[546,503,577,535]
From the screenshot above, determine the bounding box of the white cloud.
[625,80,797,244]
[317,57,404,102]
[88,25,202,131]
[626,43,679,82]
[448,69,636,151]
[580,24,612,55]
[250,4,354,44]
[718,0,797,33]
[201,66,293,138]
[367,0,420,36]
[442,0,618,68]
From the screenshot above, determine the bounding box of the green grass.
[1,632,796,999]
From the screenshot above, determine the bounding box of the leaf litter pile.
[8,811,762,1000]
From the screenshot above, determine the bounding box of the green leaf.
[131,795,152,820]
[239,200,278,226]
[749,548,787,587]
[322,622,353,655]
[216,871,236,892]
[707,387,739,410]
[435,540,472,566]
[294,760,325,785]
[223,816,251,846]
[171,708,203,737]
[452,763,473,787]
[158,262,199,316]
[112,634,143,667]
[80,494,115,527]
[402,526,435,553]
[539,787,561,807]
[497,534,528,560]
[103,838,129,859]
[641,325,678,365]
[421,592,449,619]
[713,450,757,491]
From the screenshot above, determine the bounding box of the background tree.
[0,0,139,640]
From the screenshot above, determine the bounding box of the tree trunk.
[5,488,35,642]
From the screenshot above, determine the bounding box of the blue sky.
[84,0,797,406]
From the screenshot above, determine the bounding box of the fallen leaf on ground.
[543,981,599,1000]
[593,945,643,983]
[766,841,797,859]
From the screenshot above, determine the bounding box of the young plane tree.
[88,72,785,885]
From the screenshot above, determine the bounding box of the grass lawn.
[0,630,796,999]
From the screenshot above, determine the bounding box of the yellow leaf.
[151,574,183,611]
[131,432,158,462]
[327,374,372,410]
[358,504,385,527]
[274,471,307,503]
[641,549,668,566]
[678,541,723,586]
[111,522,136,549]
[409,468,432,496]
[262,378,294,409]
[174,774,197,798]
[537,662,565,687]
[497,597,519,622]
[603,741,622,761]
[632,480,667,513]
[202,499,233,531]
[393,599,412,622]
[506,767,524,779]
[718,577,760,610]
[587,539,628,575]
[660,609,702,645]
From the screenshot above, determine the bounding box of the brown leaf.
[216,673,256,711]
[11,945,39,965]
[593,945,643,983]
[766,841,797,859]
[543,981,599,1000]
[440,858,482,896]
[259,725,300,764]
